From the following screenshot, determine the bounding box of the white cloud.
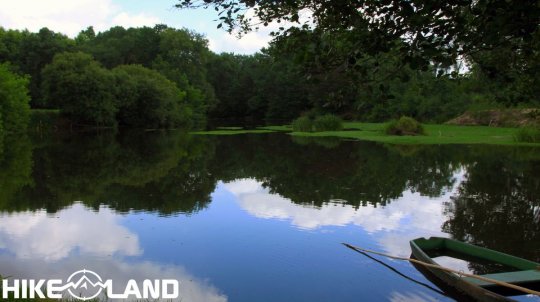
[0,0,162,37]
[0,203,141,261]
[223,178,458,233]
[111,12,160,30]
[207,7,313,54]
[223,170,465,257]
[388,291,441,302]
[208,31,273,54]
[222,178,263,194]
[205,7,275,54]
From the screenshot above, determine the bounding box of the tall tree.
[17,28,74,105]
[152,27,216,120]
[81,26,161,68]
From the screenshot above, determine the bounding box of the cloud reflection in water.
[224,171,465,258]
[0,204,227,302]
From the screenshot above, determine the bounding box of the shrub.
[514,126,540,143]
[113,65,192,128]
[292,116,313,132]
[313,114,343,131]
[41,52,117,126]
[385,116,425,136]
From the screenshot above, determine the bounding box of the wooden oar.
[343,243,540,297]
[348,244,447,296]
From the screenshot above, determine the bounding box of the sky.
[0,0,273,54]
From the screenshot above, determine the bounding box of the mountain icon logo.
[65,269,105,301]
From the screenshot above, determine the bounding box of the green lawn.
[191,122,539,146]
[258,125,293,132]
[262,122,540,146]
[190,129,275,135]
[215,126,244,130]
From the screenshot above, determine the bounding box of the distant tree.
[41,52,117,126]
[0,63,31,133]
[152,27,216,115]
[81,26,161,68]
[206,53,253,118]
[0,28,28,67]
[113,64,194,128]
[16,28,74,105]
[206,52,309,120]
[80,25,214,122]
[75,26,96,45]
[179,0,540,116]
[252,53,311,120]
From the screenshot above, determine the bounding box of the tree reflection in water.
[0,131,538,266]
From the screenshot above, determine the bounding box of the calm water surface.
[0,131,539,301]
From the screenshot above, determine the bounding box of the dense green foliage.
[178,0,539,73]
[113,65,195,128]
[385,117,425,136]
[41,52,117,126]
[150,27,214,122]
[76,26,215,126]
[1,25,214,128]
[0,64,30,133]
[313,115,343,131]
[206,52,309,120]
[514,127,540,143]
[0,27,74,106]
[40,53,199,128]
[292,116,313,132]
[1,9,539,127]
[291,114,344,132]
[176,0,539,122]
[203,26,538,122]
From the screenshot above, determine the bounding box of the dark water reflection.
[0,131,539,301]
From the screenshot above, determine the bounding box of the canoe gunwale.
[409,236,540,301]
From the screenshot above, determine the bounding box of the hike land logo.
[1,269,179,300]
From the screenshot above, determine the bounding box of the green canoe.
[410,237,540,301]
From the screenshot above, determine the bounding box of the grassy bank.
[190,129,275,135]
[260,122,540,146]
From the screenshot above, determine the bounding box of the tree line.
[0,26,213,129]
[1,17,539,134]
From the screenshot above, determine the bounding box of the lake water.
[0,131,539,301]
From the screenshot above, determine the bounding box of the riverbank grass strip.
[190,129,275,135]
[262,122,540,146]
